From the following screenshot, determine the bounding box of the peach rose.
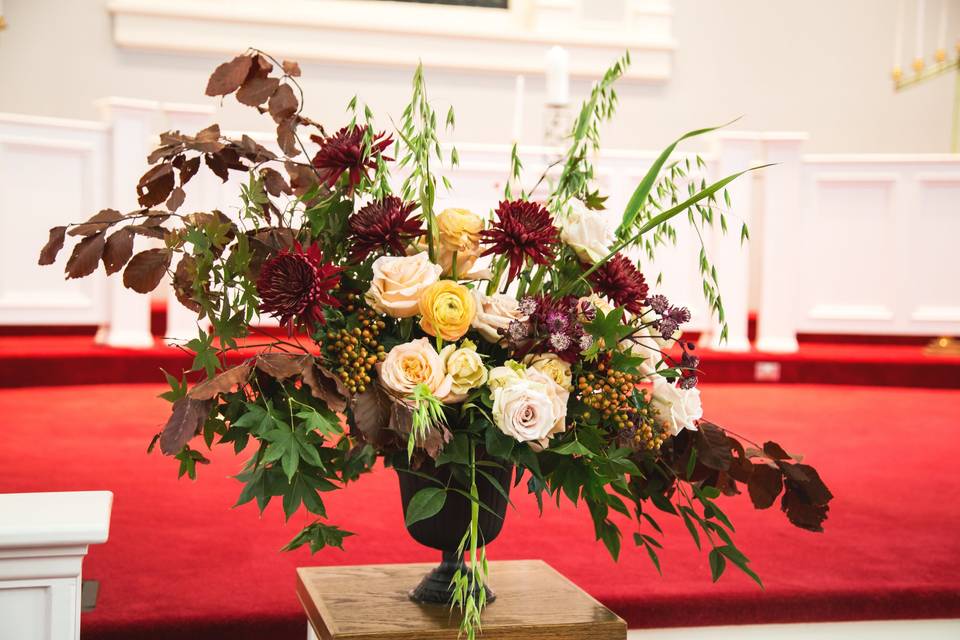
[365,252,442,318]
[471,290,526,343]
[379,338,453,402]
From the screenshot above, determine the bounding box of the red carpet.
[1,334,958,389]
[2,383,959,637]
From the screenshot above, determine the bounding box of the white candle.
[511,74,525,142]
[937,0,948,50]
[545,46,569,107]
[895,0,905,67]
[915,0,926,59]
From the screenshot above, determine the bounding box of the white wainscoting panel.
[0,117,109,326]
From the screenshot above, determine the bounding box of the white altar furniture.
[0,491,113,640]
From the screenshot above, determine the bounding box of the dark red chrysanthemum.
[348,196,422,262]
[589,253,649,315]
[480,199,558,282]
[257,243,342,332]
[310,125,393,193]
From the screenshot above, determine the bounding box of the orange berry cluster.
[576,363,665,451]
[323,293,386,395]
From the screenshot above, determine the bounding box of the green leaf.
[297,408,341,437]
[550,439,595,457]
[618,119,740,238]
[281,437,300,481]
[708,547,727,582]
[404,487,447,527]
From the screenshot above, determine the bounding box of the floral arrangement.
[39,50,832,638]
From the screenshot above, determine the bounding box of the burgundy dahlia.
[589,253,649,315]
[480,199,559,282]
[348,196,422,261]
[310,125,393,193]
[257,243,342,332]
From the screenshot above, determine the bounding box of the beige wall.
[0,0,955,152]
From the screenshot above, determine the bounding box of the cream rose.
[439,340,488,402]
[491,377,561,447]
[560,205,616,264]
[523,353,573,392]
[379,338,453,402]
[471,291,527,343]
[651,376,703,436]
[366,252,442,318]
[524,367,569,437]
[487,361,525,390]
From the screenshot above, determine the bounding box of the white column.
[0,491,113,640]
[159,102,216,345]
[755,134,807,353]
[699,133,759,352]
[95,98,160,349]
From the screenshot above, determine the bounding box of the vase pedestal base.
[408,550,496,605]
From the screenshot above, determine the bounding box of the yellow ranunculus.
[418,280,477,341]
[437,208,483,252]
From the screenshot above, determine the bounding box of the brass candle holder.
[893,41,960,152]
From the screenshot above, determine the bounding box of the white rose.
[471,290,527,343]
[439,340,488,402]
[524,367,569,437]
[365,252,442,318]
[651,376,703,436]
[491,378,560,447]
[560,205,616,264]
[379,337,453,402]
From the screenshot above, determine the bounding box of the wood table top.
[297,559,626,640]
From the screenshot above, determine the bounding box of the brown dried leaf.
[285,161,319,197]
[250,54,273,78]
[302,364,349,412]
[38,226,67,265]
[781,486,830,532]
[159,397,213,455]
[102,227,135,275]
[350,385,391,444]
[236,76,279,107]
[261,167,291,197]
[172,255,202,312]
[147,144,182,165]
[276,118,300,157]
[188,362,253,400]
[205,55,254,96]
[281,60,301,77]
[238,134,277,162]
[256,353,312,380]
[268,84,298,123]
[180,156,201,185]
[65,232,106,279]
[137,163,175,207]
[779,462,833,506]
[166,187,186,212]
[122,248,172,293]
[204,153,229,182]
[193,124,222,149]
[747,462,783,509]
[763,441,791,461]
[696,422,733,471]
[68,209,124,237]
[127,224,167,240]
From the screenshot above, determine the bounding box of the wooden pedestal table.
[297,559,626,640]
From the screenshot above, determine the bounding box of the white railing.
[1,101,958,350]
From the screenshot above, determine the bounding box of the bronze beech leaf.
[281,60,301,77]
[205,55,254,96]
[268,84,298,123]
[276,118,300,157]
[261,167,291,197]
[38,226,67,265]
[696,422,733,471]
[188,362,253,400]
[172,255,202,312]
[350,385,391,444]
[122,248,172,293]
[166,187,186,212]
[136,163,175,207]
[747,462,783,509]
[302,364,349,412]
[65,232,106,279]
[68,209,124,237]
[763,441,791,461]
[159,397,213,455]
[102,228,135,275]
[180,156,201,185]
[236,76,280,107]
[256,353,312,380]
[204,153,229,182]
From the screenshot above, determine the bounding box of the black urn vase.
[396,457,513,605]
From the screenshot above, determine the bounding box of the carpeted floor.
[2,383,959,639]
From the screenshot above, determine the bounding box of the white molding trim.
[807,305,896,322]
[627,619,960,640]
[107,0,675,81]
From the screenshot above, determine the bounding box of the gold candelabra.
[892,40,960,152]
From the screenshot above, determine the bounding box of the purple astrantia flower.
[647,294,670,314]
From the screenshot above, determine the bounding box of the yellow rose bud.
[437,208,483,252]
[439,339,488,402]
[418,280,477,341]
[524,353,574,392]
